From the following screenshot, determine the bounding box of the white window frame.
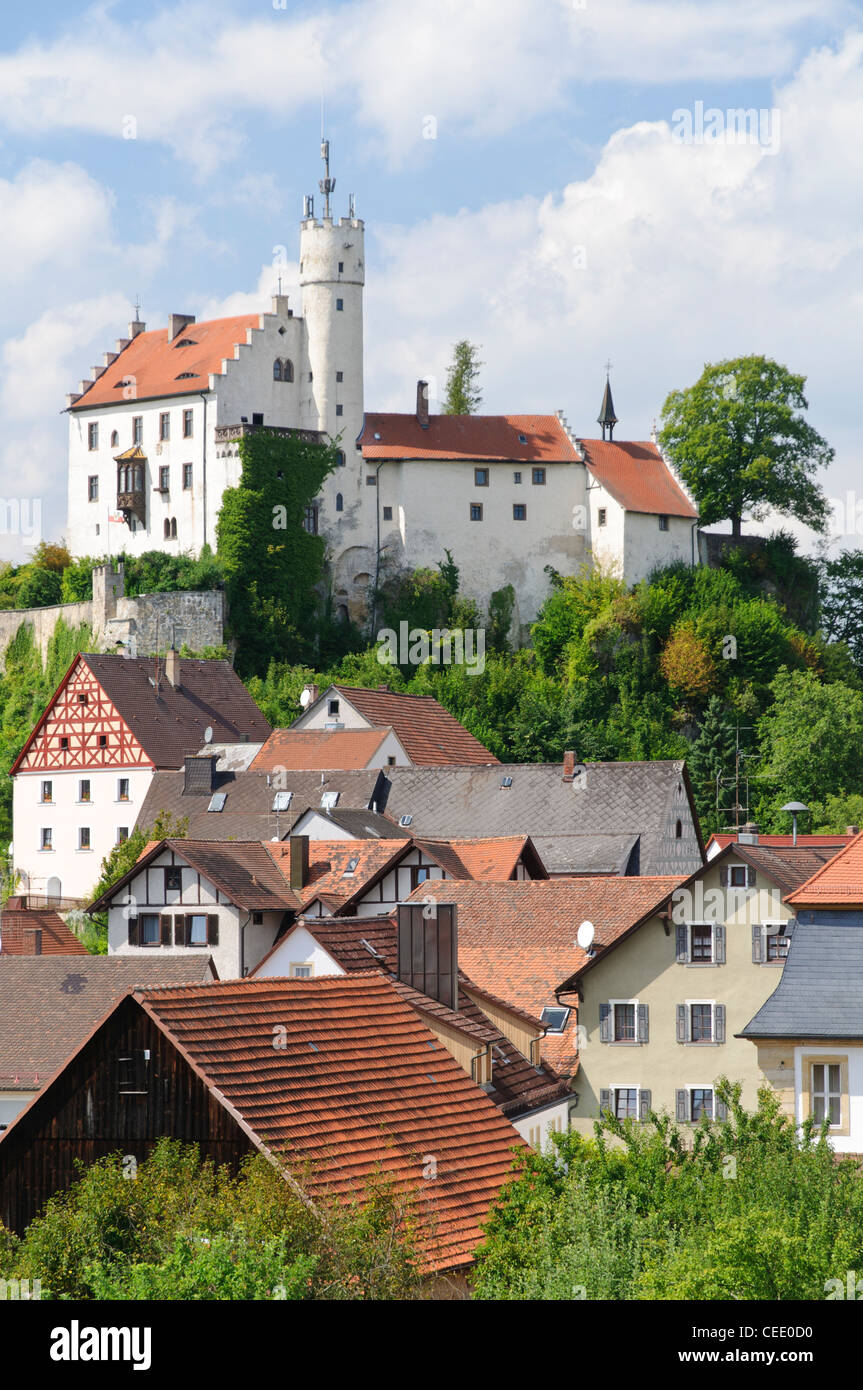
[761,919,790,964]
[78,827,92,852]
[290,963,314,978]
[685,999,717,1044]
[727,861,748,889]
[686,920,716,965]
[612,1084,640,1121]
[687,1084,715,1122]
[117,777,130,802]
[39,827,53,851]
[609,997,639,1044]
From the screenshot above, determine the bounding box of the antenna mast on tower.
[319,138,335,219]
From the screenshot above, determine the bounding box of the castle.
[65,145,697,633]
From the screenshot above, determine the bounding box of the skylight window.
[272,791,292,811]
[399,814,413,827]
[175,372,197,380]
[207,792,227,812]
[540,1006,571,1034]
[501,776,513,788]
[321,790,339,809]
[175,338,197,347]
[518,433,527,444]
[343,856,360,876]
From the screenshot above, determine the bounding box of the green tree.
[442,340,483,415]
[754,667,863,827]
[15,566,62,609]
[818,549,863,669]
[659,356,833,537]
[687,695,738,835]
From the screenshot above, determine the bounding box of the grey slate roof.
[291,807,410,839]
[383,760,700,875]
[532,833,640,875]
[740,923,863,1039]
[0,956,215,1091]
[136,767,388,841]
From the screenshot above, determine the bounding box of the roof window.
[540,1005,571,1034]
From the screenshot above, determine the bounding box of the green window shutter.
[639,1089,652,1121]
[599,1087,612,1116]
[676,1003,688,1042]
[714,1003,726,1042]
[637,1003,649,1043]
[675,1089,687,1122]
[599,1002,612,1042]
[752,923,763,963]
[675,923,688,964]
[714,923,726,964]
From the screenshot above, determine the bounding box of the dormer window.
[175,338,197,347]
[175,372,197,380]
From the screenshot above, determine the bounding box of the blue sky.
[1,0,862,558]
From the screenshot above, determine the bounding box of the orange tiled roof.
[0,908,87,957]
[415,836,537,881]
[580,439,697,518]
[787,828,863,906]
[708,833,854,852]
[266,838,407,908]
[136,973,526,1270]
[250,727,396,772]
[329,685,498,765]
[68,315,261,409]
[405,877,683,1070]
[359,413,580,462]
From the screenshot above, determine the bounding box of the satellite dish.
[577,920,595,951]
[299,688,311,708]
[204,726,213,744]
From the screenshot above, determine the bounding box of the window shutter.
[675,1089,687,1122]
[715,1097,728,1122]
[746,867,757,888]
[639,1089,652,1122]
[719,866,728,887]
[675,923,688,964]
[174,915,187,947]
[676,1003,688,1042]
[159,914,171,946]
[714,923,726,964]
[751,923,763,963]
[714,1003,726,1043]
[207,914,219,946]
[127,916,139,946]
[599,1087,612,1116]
[599,1002,612,1042]
[637,1003,649,1043]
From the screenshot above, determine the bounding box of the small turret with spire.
[598,361,618,441]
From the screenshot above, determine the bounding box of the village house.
[741,830,863,1152]
[567,841,845,1130]
[0,971,527,1272]
[285,683,499,765]
[10,651,270,901]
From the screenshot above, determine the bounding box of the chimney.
[168,313,196,342]
[738,821,759,844]
[562,750,575,782]
[847,826,860,836]
[416,379,429,429]
[128,319,146,338]
[165,647,181,689]
[289,835,309,892]
[397,902,457,1010]
[301,682,319,708]
[184,754,218,795]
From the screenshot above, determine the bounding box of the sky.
[1,0,863,562]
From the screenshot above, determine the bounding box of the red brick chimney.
[416,379,429,429]
[562,750,575,782]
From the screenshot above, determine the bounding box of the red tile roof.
[580,439,697,518]
[136,974,526,1270]
[359,413,580,462]
[787,828,863,906]
[406,877,683,1070]
[250,727,397,772]
[416,836,541,881]
[708,833,854,853]
[0,907,87,957]
[266,838,407,908]
[328,685,498,765]
[68,315,261,409]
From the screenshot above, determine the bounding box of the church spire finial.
[598,361,618,441]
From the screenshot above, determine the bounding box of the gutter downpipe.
[200,391,210,550]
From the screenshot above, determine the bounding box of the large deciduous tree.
[658,356,833,538]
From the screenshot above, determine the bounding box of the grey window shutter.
[676,1003,688,1042]
[747,866,757,888]
[675,1089,687,1122]
[719,866,728,887]
[637,1003,649,1043]
[675,923,688,964]
[714,1003,726,1042]
[715,1097,728,1122]
[599,1087,612,1116]
[752,923,763,963]
[599,1002,612,1042]
[714,923,726,964]
[127,916,139,946]
[639,1089,652,1121]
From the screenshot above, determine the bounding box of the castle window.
[110,430,119,448]
[659,514,669,531]
[159,412,170,441]
[474,468,489,487]
[159,465,169,491]
[470,503,483,521]
[182,409,193,438]
[164,519,171,539]
[171,518,177,538]
[88,476,99,502]
[675,819,682,839]
[598,508,607,526]
[183,463,193,489]
[336,371,343,382]
[336,450,345,467]
[40,827,53,851]
[88,422,99,450]
[40,781,52,803]
[383,506,393,521]
[78,827,91,851]
[338,261,344,272]
[303,504,319,535]
[132,417,143,445]
[513,471,522,484]
[513,504,526,521]
[336,298,344,311]
[336,493,343,512]
[335,404,343,416]
[532,467,546,485]
[117,827,129,844]
[273,359,282,381]
[283,360,294,382]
